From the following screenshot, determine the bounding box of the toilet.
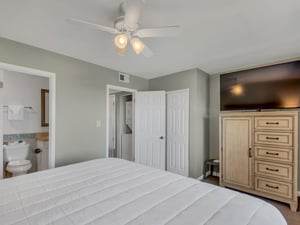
[3,143,32,177]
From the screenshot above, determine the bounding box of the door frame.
[0,62,56,179]
[106,84,136,158]
[108,94,116,153]
[118,93,133,160]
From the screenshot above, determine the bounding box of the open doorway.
[0,62,56,179]
[106,85,136,161]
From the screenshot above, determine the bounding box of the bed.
[0,158,286,225]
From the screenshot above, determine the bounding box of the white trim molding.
[0,62,55,78]
[106,85,137,158]
[197,171,220,181]
[0,62,56,176]
[166,88,190,94]
[197,175,204,181]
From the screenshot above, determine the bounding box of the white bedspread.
[0,158,286,225]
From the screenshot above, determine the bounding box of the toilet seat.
[6,160,32,176]
[8,159,31,167]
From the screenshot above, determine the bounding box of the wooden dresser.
[220,111,298,211]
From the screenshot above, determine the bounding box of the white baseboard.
[210,171,220,177]
[197,171,220,181]
[197,175,204,181]
[204,171,220,177]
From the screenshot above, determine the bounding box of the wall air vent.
[119,72,130,83]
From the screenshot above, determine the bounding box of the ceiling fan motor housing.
[114,16,125,31]
[114,17,138,33]
[115,1,139,32]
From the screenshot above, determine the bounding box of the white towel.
[8,105,24,120]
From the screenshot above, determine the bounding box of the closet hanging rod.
[3,105,33,109]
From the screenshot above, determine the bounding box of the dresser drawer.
[255,161,292,181]
[255,177,292,199]
[254,146,293,163]
[255,116,293,131]
[254,132,293,147]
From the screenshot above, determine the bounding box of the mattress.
[0,158,286,225]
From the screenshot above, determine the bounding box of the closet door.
[222,117,253,189]
[135,91,166,170]
[166,89,189,176]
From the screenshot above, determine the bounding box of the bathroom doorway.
[106,85,136,161]
[0,63,56,179]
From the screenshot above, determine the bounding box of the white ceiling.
[0,0,299,79]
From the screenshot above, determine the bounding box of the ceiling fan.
[68,0,180,57]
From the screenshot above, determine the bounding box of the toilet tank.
[3,143,30,162]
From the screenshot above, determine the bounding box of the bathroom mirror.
[41,89,49,127]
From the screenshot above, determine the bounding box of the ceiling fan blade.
[68,18,120,34]
[124,0,143,31]
[135,25,180,38]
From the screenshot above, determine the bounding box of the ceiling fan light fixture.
[69,0,181,58]
[114,33,128,49]
[115,46,126,56]
[131,38,145,54]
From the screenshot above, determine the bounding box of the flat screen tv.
[220,61,300,111]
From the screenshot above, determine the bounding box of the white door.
[108,95,116,156]
[135,91,166,170]
[167,89,189,176]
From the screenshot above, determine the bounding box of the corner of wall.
[208,74,221,159]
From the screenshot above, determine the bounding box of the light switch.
[96,120,101,128]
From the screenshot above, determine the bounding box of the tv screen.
[220,61,300,111]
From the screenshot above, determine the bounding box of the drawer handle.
[266,137,279,140]
[266,122,279,125]
[266,184,279,189]
[266,167,279,172]
[266,152,279,156]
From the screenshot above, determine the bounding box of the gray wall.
[208,74,220,159]
[2,36,296,187]
[3,70,49,134]
[0,37,149,167]
[149,68,209,178]
[209,74,300,191]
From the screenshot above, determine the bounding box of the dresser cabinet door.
[222,117,253,189]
